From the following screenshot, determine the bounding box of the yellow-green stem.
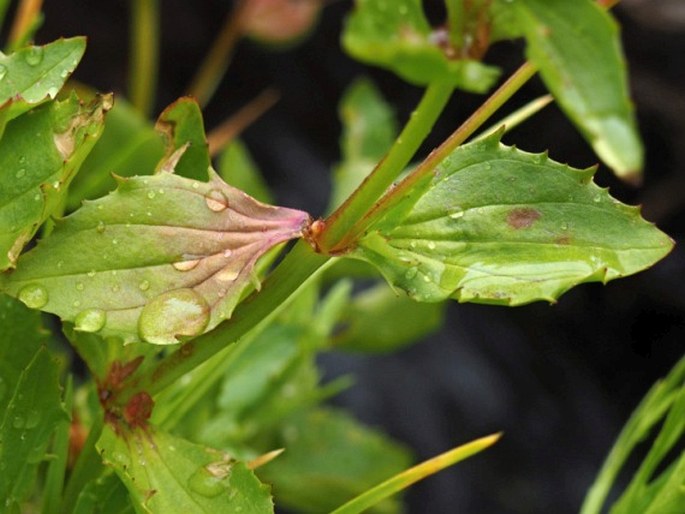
[129,0,160,117]
[319,81,455,253]
[351,62,537,238]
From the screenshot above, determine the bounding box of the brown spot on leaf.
[555,234,572,245]
[507,208,541,229]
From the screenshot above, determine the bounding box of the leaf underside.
[350,134,672,306]
[1,169,310,344]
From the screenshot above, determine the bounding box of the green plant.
[0,0,680,512]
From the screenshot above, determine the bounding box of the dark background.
[32,1,685,512]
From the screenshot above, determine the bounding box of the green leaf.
[0,294,68,508]
[1,170,310,344]
[67,95,165,211]
[581,355,685,514]
[0,93,110,270]
[0,38,86,138]
[513,0,643,182]
[218,139,272,204]
[336,283,445,353]
[330,79,397,211]
[155,97,210,181]
[72,472,135,514]
[257,408,412,514]
[350,134,672,306]
[331,433,501,514]
[342,0,499,92]
[97,425,274,513]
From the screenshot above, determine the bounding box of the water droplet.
[75,282,84,291]
[405,267,418,280]
[147,191,156,200]
[97,220,106,233]
[87,270,96,278]
[188,467,227,498]
[112,239,118,245]
[173,259,200,272]
[192,182,200,189]
[72,300,81,308]
[25,410,40,429]
[12,415,25,429]
[217,268,239,282]
[0,64,7,80]
[18,284,48,309]
[139,280,150,291]
[223,249,233,258]
[19,156,27,164]
[427,241,436,250]
[138,288,210,345]
[25,46,44,66]
[205,189,228,212]
[593,194,601,203]
[74,308,106,333]
[33,193,41,201]
[448,207,464,220]
[561,222,569,231]
[484,163,492,170]
[15,169,26,179]
[52,181,60,190]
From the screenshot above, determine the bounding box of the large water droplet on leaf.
[172,259,200,272]
[187,467,228,498]
[18,284,49,309]
[138,288,210,345]
[205,189,229,212]
[74,308,107,333]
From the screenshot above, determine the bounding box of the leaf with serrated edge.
[1,169,310,344]
[342,0,499,91]
[98,425,274,513]
[350,134,672,306]
[0,38,86,138]
[67,94,165,211]
[0,294,68,507]
[513,0,643,182]
[0,93,110,270]
[155,97,211,181]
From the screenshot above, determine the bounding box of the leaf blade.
[2,170,310,344]
[342,0,499,91]
[350,135,672,306]
[513,0,643,181]
[0,37,86,137]
[0,93,110,270]
[97,425,274,513]
[0,294,68,508]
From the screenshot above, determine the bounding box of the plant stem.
[207,88,280,157]
[318,80,455,253]
[6,0,42,49]
[350,62,536,238]
[444,0,464,50]
[129,0,160,118]
[126,240,329,401]
[187,2,248,108]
